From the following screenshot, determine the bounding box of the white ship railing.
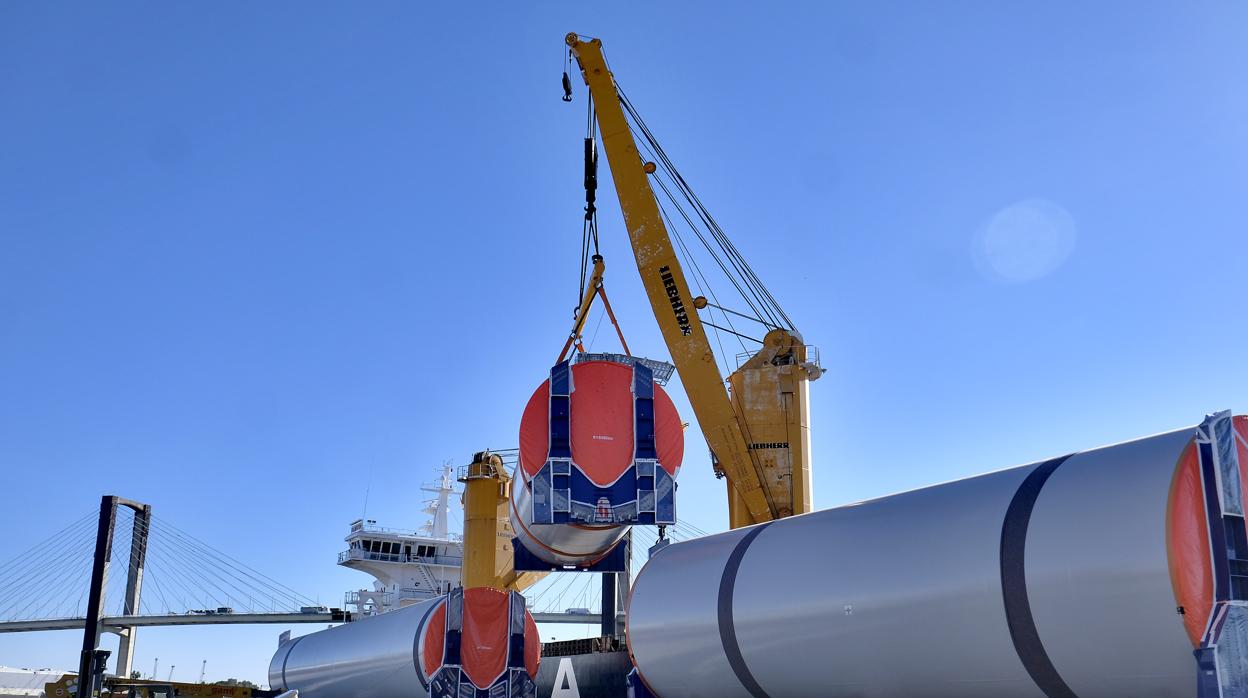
[348,520,423,537]
[337,549,463,566]
[345,588,441,608]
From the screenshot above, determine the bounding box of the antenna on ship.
[418,462,457,540]
[361,462,374,523]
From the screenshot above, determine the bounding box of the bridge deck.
[0,611,617,633]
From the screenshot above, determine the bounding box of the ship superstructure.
[338,465,463,616]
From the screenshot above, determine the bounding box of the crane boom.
[566,34,820,527]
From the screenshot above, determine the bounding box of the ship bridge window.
[415,545,435,558]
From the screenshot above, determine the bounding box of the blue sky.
[2,1,1246,686]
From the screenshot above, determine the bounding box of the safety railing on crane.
[734,345,822,371]
[572,352,675,385]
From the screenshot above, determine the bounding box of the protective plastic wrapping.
[270,587,539,698]
[1214,412,1244,515]
[459,584,508,688]
[1168,438,1214,646]
[1216,605,1248,695]
[518,360,682,485]
[512,359,683,567]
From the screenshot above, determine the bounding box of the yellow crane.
[459,33,821,591]
[565,34,823,528]
[457,450,549,591]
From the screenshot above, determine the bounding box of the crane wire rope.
[631,124,769,342]
[616,91,785,373]
[617,85,795,333]
[577,89,600,309]
[575,96,745,374]
[626,117,752,362]
[568,93,638,361]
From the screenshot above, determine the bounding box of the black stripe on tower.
[717,523,773,698]
[1000,453,1078,698]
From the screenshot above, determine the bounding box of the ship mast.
[419,463,456,539]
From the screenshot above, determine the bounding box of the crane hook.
[562,71,573,102]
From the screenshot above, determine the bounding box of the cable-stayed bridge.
[0,506,339,620]
[0,503,336,629]
[0,495,347,683]
[0,492,711,690]
[0,500,709,631]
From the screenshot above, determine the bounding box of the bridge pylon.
[78,495,150,695]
